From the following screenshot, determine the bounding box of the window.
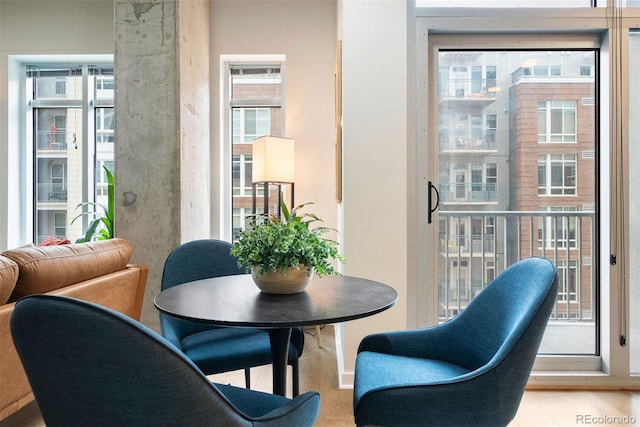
[417,0,593,6]
[28,64,114,244]
[53,213,66,239]
[538,101,577,143]
[441,162,497,202]
[538,153,577,195]
[96,160,114,198]
[629,29,640,374]
[580,65,594,76]
[556,259,578,305]
[228,64,283,239]
[486,66,497,90]
[485,114,497,148]
[428,46,597,361]
[531,65,562,76]
[537,207,578,249]
[96,108,114,143]
[418,0,639,7]
[54,79,66,96]
[232,154,253,196]
[232,108,270,143]
[416,0,637,383]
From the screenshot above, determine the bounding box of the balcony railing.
[437,210,596,324]
[36,130,67,151]
[439,183,497,203]
[439,79,499,102]
[439,130,497,151]
[37,183,67,202]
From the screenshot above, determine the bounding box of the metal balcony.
[437,210,597,354]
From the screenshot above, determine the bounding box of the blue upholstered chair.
[10,294,319,427]
[160,239,305,396]
[353,257,558,427]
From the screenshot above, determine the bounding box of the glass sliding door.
[629,29,640,375]
[433,48,598,356]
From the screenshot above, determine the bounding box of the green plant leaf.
[230,199,345,277]
[73,165,115,242]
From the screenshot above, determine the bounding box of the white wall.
[210,1,409,386]
[210,0,339,236]
[338,0,408,386]
[0,0,114,250]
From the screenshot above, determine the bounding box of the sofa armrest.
[0,257,18,305]
[3,238,133,302]
[128,263,149,321]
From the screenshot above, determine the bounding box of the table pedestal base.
[268,328,292,396]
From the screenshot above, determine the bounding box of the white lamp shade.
[252,136,295,183]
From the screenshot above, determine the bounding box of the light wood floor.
[2,325,639,426]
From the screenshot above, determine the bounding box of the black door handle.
[428,181,440,224]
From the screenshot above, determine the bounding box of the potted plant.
[231,199,345,294]
[71,166,114,242]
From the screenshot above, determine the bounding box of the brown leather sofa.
[0,238,148,421]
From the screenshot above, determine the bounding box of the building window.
[537,207,578,249]
[53,213,66,238]
[531,65,562,76]
[28,64,114,244]
[232,154,253,196]
[417,0,593,7]
[232,108,271,143]
[96,160,114,198]
[229,64,283,239]
[442,162,497,202]
[96,108,114,143]
[538,100,577,143]
[580,65,594,76]
[556,259,578,304]
[538,153,577,195]
[54,79,66,96]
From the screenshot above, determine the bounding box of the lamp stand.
[252,182,295,218]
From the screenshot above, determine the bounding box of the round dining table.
[154,273,398,396]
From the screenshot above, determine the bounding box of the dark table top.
[154,274,398,328]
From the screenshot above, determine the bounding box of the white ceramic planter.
[251,265,314,294]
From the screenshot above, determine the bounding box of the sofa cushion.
[0,256,18,304]
[3,238,133,303]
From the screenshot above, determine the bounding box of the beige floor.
[2,326,639,427]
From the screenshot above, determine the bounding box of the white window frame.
[538,100,578,143]
[410,4,639,386]
[1,55,113,248]
[538,207,578,249]
[232,153,253,197]
[217,55,286,242]
[232,107,271,143]
[556,258,579,304]
[538,153,578,196]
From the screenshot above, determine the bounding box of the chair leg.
[291,359,300,397]
[315,325,323,348]
[244,368,251,389]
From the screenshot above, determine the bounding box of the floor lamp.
[251,136,295,218]
[250,136,323,346]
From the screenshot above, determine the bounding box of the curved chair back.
[10,295,319,427]
[354,257,558,427]
[446,257,558,374]
[159,239,305,396]
[160,239,245,346]
[162,239,245,288]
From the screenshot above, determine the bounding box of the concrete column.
[114,0,210,329]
